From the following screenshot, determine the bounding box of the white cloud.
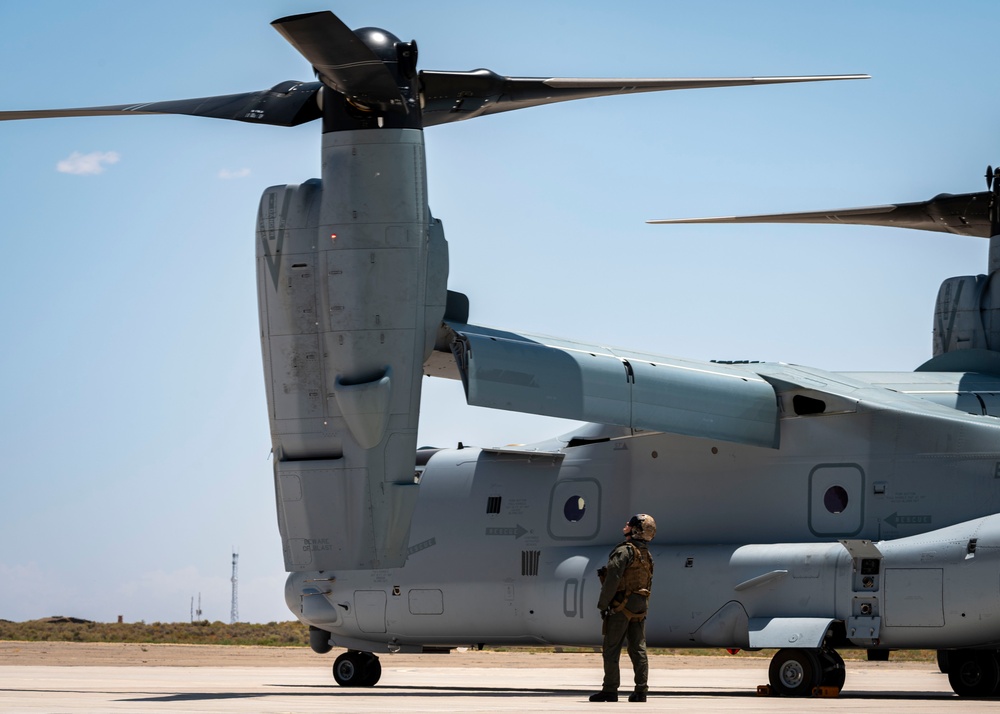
[56,150,120,175]
[218,168,251,179]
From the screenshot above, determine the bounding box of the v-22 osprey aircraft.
[7,9,1000,700]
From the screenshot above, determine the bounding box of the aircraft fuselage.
[287,392,1000,654]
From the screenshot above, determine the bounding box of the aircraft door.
[354,590,387,633]
[809,464,864,537]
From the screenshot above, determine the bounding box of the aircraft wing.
[647,191,991,238]
[428,320,780,449]
[425,312,1000,450]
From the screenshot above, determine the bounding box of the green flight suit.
[596,537,653,694]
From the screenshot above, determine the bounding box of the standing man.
[590,513,656,703]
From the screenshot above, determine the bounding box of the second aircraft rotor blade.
[648,192,992,239]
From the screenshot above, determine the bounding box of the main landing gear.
[332,650,382,687]
[945,649,1000,697]
[767,647,845,696]
[766,646,1000,698]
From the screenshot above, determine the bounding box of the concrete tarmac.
[0,658,992,713]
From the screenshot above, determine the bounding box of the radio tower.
[230,550,239,624]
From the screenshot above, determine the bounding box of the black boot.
[589,691,618,702]
[628,689,647,702]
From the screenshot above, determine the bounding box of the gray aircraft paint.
[9,7,1000,698]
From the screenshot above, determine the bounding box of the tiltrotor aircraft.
[7,8,1000,700]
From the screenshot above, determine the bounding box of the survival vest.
[610,542,654,621]
[619,541,653,595]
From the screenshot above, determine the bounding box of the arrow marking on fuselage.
[407,537,437,555]
[884,512,932,528]
[486,525,528,538]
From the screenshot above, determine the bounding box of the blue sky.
[1,1,998,624]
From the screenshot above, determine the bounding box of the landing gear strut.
[332,650,382,687]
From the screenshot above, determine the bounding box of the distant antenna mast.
[230,549,239,624]
[191,593,203,622]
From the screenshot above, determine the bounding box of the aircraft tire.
[768,648,822,696]
[332,651,382,687]
[819,648,846,690]
[936,650,950,674]
[947,649,1000,697]
[361,655,382,686]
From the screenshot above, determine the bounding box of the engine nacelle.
[931,274,1000,355]
[257,128,448,571]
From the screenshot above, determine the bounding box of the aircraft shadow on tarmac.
[120,685,956,702]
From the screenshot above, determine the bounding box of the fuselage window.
[824,485,849,514]
[563,496,586,522]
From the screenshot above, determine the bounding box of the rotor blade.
[0,81,322,127]
[420,71,869,126]
[271,11,404,111]
[647,192,992,238]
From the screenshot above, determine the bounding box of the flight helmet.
[628,513,656,541]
